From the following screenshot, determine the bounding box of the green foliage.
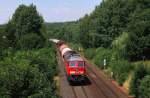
[78,0,150,60]
[84,46,132,85]
[29,48,58,80]
[11,4,44,35]
[0,25,9,60]
[139,75,150,98]
[79,15,93,48]
[0,48,58,98]
[127,8,150,60]
[111,32,129,59]
[92,47,112,69]
[5,4,46,50]
[46,21,80,43]
[0,25,8,50]
[1,1,149,97]
[110,59,132,85]
[79,0,131,48]
[84,48,96,60]
[130,64,148,97]
[17,33,45,50]
[84,47,132,85]
[68,43,83,52]
[0,59,49,98]
[0,3,60,98]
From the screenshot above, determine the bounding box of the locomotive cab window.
[78,61,84,67]
[69,62,76,67]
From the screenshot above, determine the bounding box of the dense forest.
[46,0,150,98]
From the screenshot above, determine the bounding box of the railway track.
[56,49,129,98]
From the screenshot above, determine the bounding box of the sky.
[0,0,102,24]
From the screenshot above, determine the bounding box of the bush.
[30,48,58,80]
[0,48,58,98]
[84,48,96,60]
[139,75,150,98]
[130,64,148,97]
[0,49,15,60]
[0,55,51,98]
[92,47,112,69]
[110,59,132,85]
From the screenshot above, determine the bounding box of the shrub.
[130,64,148,97]
[84,48,96,60]
[139,75,150,98]
[110,59,132,85]
[0,55,51,98]
[30,48,58,80]
[92,47,112,69]
[0,48,58,98]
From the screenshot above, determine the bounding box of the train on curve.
[50,39,86,82]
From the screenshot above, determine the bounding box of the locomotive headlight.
[70,71,75,74]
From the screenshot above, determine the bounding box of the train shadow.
[69,77,91,86]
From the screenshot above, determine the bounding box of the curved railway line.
[52,39,130,98]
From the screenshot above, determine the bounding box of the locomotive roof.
[68,55,84,61]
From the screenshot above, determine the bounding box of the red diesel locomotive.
[57,41,86,82]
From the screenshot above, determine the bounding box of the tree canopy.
[4,4,46,50]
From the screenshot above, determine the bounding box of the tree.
[79,15,91,48]
[78,0,132,48]
[0,25,8,49]
[0,25,9,60]
[5,4,46,49]
[127,8,150,61]
[17,33,44,50]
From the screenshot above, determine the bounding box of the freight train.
[50,39,86,82]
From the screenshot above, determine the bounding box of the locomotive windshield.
[78,61,84,67]
[69,62,76,67]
